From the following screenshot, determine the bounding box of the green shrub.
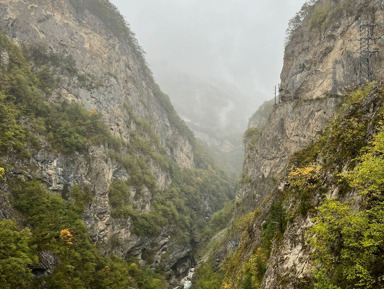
[309,6,330,30]
[308,124,384,289]
[109,180,132,209]
[244,127,261,149]
[262,202,287,251]
[195,259,224,289]
[0,33,118,156]
[0,220,37,289]
[9,178,168,288]
[343,127,384,198]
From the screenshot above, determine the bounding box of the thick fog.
[111,0,305,103]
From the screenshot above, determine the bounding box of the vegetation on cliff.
[310,120,384,288]
[194,85,384,288]
[0,5,235,286]
[0,30,169,288]
[286,0,362,43]
[0,179,170,289]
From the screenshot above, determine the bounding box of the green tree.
[195,260,223,289]
[309,199,384,288]
[345,128,384,198]
[0,220,37,289]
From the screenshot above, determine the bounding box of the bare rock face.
[280,0,384,101]
[238,97,341,211]
[261,211,316,289]
[32,251,61,278]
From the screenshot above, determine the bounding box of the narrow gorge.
[1,1,384,289]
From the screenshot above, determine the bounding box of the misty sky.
[111,0,306,102]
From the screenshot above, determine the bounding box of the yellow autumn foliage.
[288,164,322,188]
[59,229,73,245]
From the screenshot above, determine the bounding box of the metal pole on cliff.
[274,85,277,105]
[332,60,338,96]
[358,21,379,85]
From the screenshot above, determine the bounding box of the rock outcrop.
[238,96,341,212]
[281,0,384,101]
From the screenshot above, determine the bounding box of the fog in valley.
[111,0,306,175]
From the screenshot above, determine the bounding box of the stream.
[173,268,195,289]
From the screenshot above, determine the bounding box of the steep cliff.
[0,1,234,288]
[222,84,384,289]
[238,96,340,212]
[194,1,384,288]
[281,0,384,101]
[237,0,384,215]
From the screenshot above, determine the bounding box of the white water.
[184,280,192,289]
[173,268,195,289]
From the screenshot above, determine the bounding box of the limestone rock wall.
[227,1,384,288]
[0,0,196,275]
[0,0,194,170]
[281,0,384,101]
[238,97,341,211]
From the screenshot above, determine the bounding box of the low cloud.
[111,0,305,102]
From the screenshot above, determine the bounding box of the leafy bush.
[243,127,261,149]
[286,0,316,43]
[195,259,224,289]
[209,202,236,232]
[308,0,343,31]
[240,249,267,289]
[121,155,157,190]
[109,180,132,209]
[308,123,384,289]
[288,164,322,215]
[261,202,287,251]
[309,199,384,288]
[9,178,168,288]
[344,127,384,198]
[46,102,111,153]
[0,220,37,289]
[309,5,330,30]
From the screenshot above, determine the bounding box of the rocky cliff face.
[238,97,340,212]
[0,0,194,169]
[224,84,384,289]
[237,0,384,215]
[281,0,384,101]
[237,95,340,232]
[0,1,234,286]
[213,1,384,288]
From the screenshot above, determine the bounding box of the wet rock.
[32,251,61,278]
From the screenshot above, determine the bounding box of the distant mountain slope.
[155,70,263,177]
